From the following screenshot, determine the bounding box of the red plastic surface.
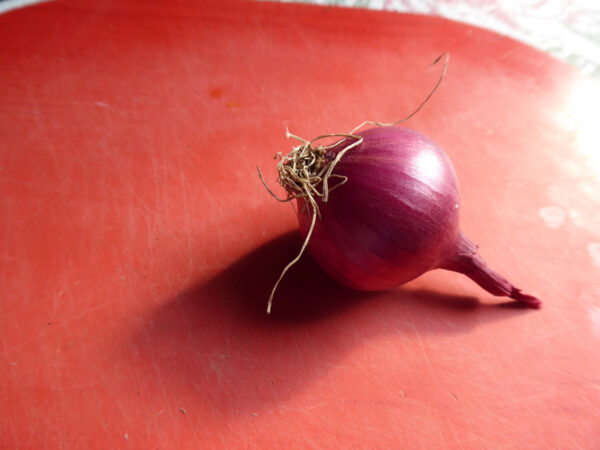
[1,0,599,448]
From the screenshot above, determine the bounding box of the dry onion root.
[257,131,362,313]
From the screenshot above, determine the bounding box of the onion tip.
[510,288,542,309]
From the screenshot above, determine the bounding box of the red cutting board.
[1,0,599,448]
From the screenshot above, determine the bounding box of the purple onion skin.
[298,127,540,308]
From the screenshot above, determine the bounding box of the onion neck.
[441,232,541,308]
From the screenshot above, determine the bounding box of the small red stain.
[226,101,239,108]
[210,88,223,99]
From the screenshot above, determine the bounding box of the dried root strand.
[265,207,316,314]
[258,52,449,313]
[258,131,364,313]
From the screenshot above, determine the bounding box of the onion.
[259,55,540,313]
[297,126,540,307]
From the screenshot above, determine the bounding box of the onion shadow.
[128,231,534,416]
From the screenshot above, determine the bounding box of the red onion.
[296,126,540,309]
[259,55,540,313]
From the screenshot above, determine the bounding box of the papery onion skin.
[297,126,540,307]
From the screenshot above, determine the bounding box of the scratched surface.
[1,0,599,448]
